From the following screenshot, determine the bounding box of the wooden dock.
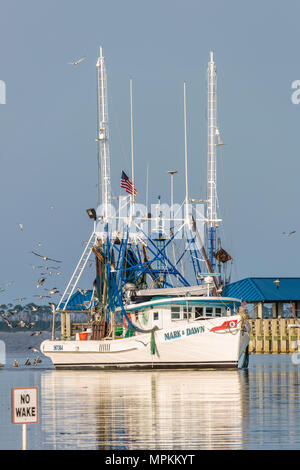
[248,318,300,353]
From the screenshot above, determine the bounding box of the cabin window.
[171,307,181,319]
[153,312,159,321]
[215,307,222,317]
[171,306,180,312]
[195,307,203,318]
[205,307,213,316]
[183,306,193,319]
[171,312,180,320]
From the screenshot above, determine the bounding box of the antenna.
[183,82,189,208]
[130,79,135,214]
[96,46,112,222]
[167,170,177,210]
[146,163,149,212]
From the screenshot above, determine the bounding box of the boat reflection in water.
[41,369,249,449]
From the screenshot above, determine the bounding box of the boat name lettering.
[164,330,181,341]
[164,326,205,341]
[186,326,205,336]
[53,345,63,351]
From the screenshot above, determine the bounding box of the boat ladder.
[56,231,96,312]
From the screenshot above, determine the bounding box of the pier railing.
[248,318,300,353]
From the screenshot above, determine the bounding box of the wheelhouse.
[124,296,241,332]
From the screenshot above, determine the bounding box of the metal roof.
[222,278,300,302]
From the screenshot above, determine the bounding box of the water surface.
[0,332,300,450]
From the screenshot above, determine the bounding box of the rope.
[111,276,159,356]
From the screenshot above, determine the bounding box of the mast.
[206,51,218,270]
[183,82,189,208]
[129,79,135,220]
[96,46,112,222]
[146,164,149,212]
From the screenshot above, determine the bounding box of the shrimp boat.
[41,48,250,370]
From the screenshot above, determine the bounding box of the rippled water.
[1,332,300,450]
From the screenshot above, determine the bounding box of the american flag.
[120,171,137,197]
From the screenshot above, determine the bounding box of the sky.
[0,0,300,304]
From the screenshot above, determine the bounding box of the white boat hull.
[41,315,250,370]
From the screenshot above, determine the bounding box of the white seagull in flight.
[283,230,296,237]
[31,251,62,263]
[67,56,87,66]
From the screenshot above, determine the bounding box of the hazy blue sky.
[0,0,300,304]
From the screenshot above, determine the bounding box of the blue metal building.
[223,277,300,317]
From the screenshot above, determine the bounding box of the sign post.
[22,423,27,450]
[12,387,39,450]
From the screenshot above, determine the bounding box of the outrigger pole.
[205,51,230,284]
[184,81,189,208]
[129,78,135,218]
[51,230,97,339]
[206,51,218,270]
[96,46,112,222]
[51,46,112,339]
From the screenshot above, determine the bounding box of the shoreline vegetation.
[0,302,87,332]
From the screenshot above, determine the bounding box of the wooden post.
[254,303,258,319]
[61,312,66,339]
[288,318,296,353]
[292,320,300,354]
[255,302,263,319]
[51,308,56,341]
[280,318,287,353]
[248,320,256,353]
[66,313,71,340]
[263,319,271,353]
[272,303,277,319]
[255,319,263,353]
[271,319,279,353]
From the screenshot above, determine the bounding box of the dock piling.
[248,318,300,353]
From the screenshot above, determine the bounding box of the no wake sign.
[12,387,39,424]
